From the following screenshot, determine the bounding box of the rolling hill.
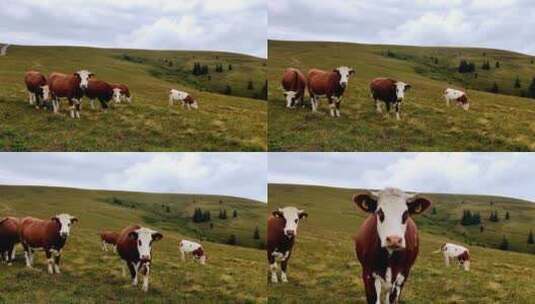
[268,183,535,303]
[0,44,267,151]
[268,40,535,151]
[0,185,267,303]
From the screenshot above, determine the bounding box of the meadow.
[268,40,535,151]
[0,185,267,303]
[0,45,267,151]
[268,184,535,303]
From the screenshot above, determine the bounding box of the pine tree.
[505,211,510,220]
[224,85,232,95]
[495,61,500,68]
[499,236,509,250]
[480,225,484,233]
[528,230,534,244]
[490,82,499,94]
[431,207,437,215]
[527,77,535,98]
[261,80,268,100]
[253,226,260,240]
[233,209,238,218]
[209,223,214,229]
[165,206,171,213]
[228,64,233,71]
[227,234,237,245]
[247,80,254,90]
[514,76,522,88]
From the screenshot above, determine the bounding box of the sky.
[268,153,535,202]
[0,153,267,202]
[0,0,267,58]
[269,0,535,56]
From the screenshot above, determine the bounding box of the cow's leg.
[328,99,336,117]
[395,102,401,120]
[180,250,186,262]
[269,262,279,283]
[132,262,140,286]
[102,240,107,252]
[280,259,289,283]
[68,99,75,118]
[310,96,317,112]
[99,98,108,112]
[443,254,450,266]
[141,263,150,292]
[464,260,470,271]
[22,243,32,268]
[52,98,59,114]
[45,250,54,274]
[28,92,34,105]
[53,250,61,274]
[7,245,15,265]
[388,273,405,304]
[335,98,342,117]
[362,272,379,304]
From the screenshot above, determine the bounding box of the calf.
[100,231,119,252]
[281,68,307,108]
[267,207,307,283]
[370,78,411,120]
[0,217,20,265]
[178,240,206,265]
[48,70,94,118]
[116,225,163,292]
[24,71,50,109]
[168,89,199,110]
[111,83,132,104]
[307,66,355,117]
[443,88,469,111]
[19,214,78,274]
[353,188,431,304]
[85,79,113,111]
[437,243,470,271]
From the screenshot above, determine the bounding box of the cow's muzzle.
[284,230,296,238]
[385,235,403,250]
[140,256,151,263]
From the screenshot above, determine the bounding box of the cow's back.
[86,80,113,99]
[0,217,20,248]
[116,225,141,262]
[20,217,57,247]
[24,71,46,91]
[370,78,396,102]
[282,68,306,93]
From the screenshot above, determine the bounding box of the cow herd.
[281,67,471,120]
[0,214,207,293]
[267,187,471,304]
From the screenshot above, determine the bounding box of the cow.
[19,214,78,274]
[178,240,207,265]
[48,70,94,118]
[267,207,308,283]
[24,71,50,109]
[111,83,132,104]
[168,89,199,110]
[0,217,20,265]
[84,79,113,111]
[443,88,469,111]
[116,225,163,292]
[307,66,355,117]
[100,231,119,252]
[436,243,470,271]
[370,78,412,120]
[352,188,431,304]
[281,68,307,108]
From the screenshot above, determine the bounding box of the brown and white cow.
[111,83,132,104]
[281,68,307,108]
[24,71,50,109]
[267,207,308,283]
[437,242,470,271]
[169,89,199,110]
[100,231,119,252]
[116,225,163,292]
[178,240,207,265]
[308,66,355,117]
[84,79,113,111]
[19,214,78,274]
[352,188,431,304]
[48,70,94,118]
[370,78,412,120]
[0,217,20,265]
[443,88,469,111]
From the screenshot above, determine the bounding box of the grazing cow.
[111,83,132,104]
[267,207,308,283]
[48,70,94,118]
[19,214,78,274]
[178,240,207,265]
[443,88,469,111]
[370,78,412,120]
[24,71,50,108]
[0,217,20,265]
[437,243,470,271]
[116,225,163,292]
[352,188,431,304]
[281,68,307,108]
[168,89,199,110]
[100,231,119,252]
[84,79,113,111]
[307,66,355,117]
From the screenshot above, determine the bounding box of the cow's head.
[112,88,122,103]
[283,91,298,107]
[334,66,355,88]
[190,99,199,110]
[272,206,308,238]
[40,85,50,101]
[52,213,78,239]
[75,70,94,89]
[353,188,430,251]
[394,81,411,102]
[129,227,163,262]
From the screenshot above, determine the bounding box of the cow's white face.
[335,66,355,88]
[113,88,122,103]
[273,206,307,238]
[41,85,50,100]
[130,227,163,261]
[76,70,93,89]
[191,100,199,109]
[353,188,430,252]
[52,213,78,238]
[395,82,410,101]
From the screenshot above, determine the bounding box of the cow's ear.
[407,196,431,215]
[349,69,356,76]
[405,84,412,91]
[152,232,163,241]
[71,217,78,224]
[298,211,308,219]
[51,216,59,223]
[73,73,81,79]
[272,210,283,217]
[353,192,377,213]
[128,231,138,240]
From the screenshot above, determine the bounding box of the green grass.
[268,40,535,151]
[0,185,267,303]
[0,45,267,151]
[268,184,535,303]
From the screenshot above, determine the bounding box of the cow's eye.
[138,240,142,246]
[402,211,409,224]
[377,208,385,222]
[294,219,298,224]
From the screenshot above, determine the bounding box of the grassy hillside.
[0,44,266,151]
[268,184,535,303]
[268,40,535,151]
[0,185,267,303]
